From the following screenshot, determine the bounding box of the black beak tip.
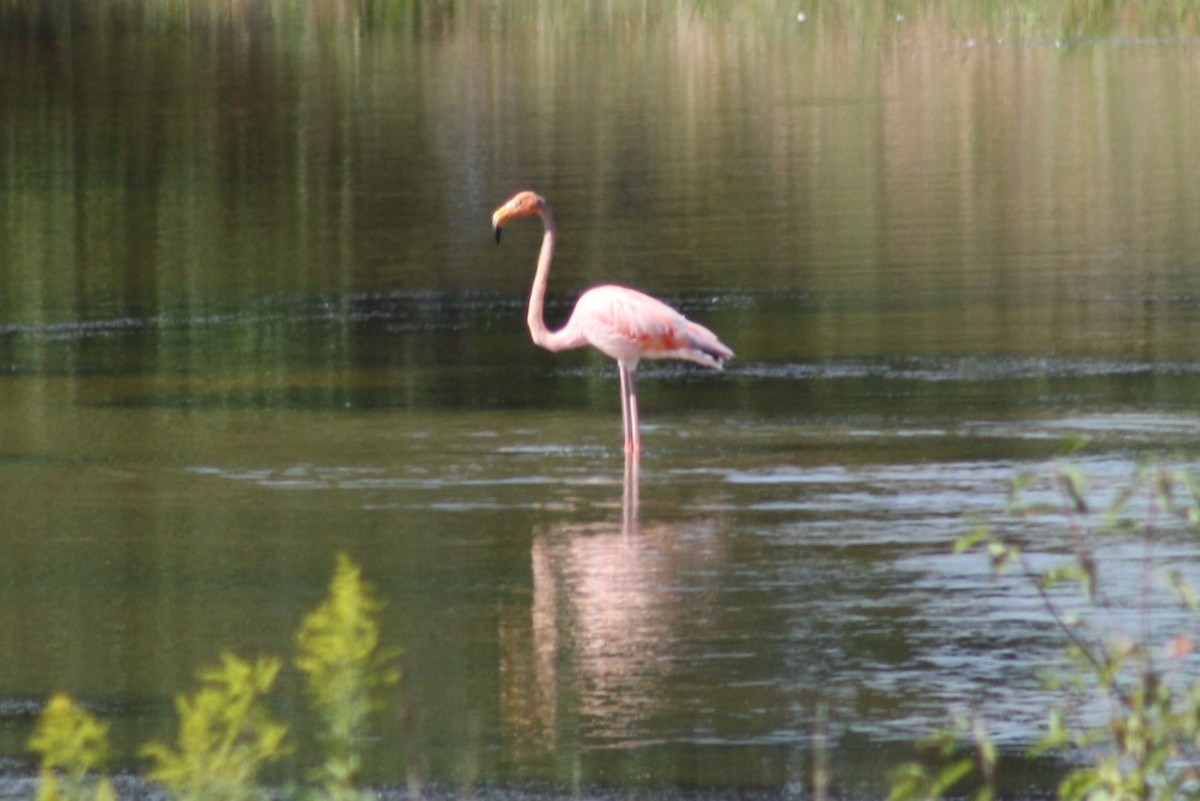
[494,226,502,244]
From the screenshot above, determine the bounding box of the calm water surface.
[2,7,1200,797]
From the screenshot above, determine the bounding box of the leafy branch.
[893,455,1200,801]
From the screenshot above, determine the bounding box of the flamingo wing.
[569,285,733,369]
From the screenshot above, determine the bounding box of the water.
[3,6,1200,797]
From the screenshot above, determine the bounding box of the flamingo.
[492,190,733,454]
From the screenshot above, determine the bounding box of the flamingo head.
[492,190,545,243]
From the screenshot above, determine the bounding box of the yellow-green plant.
[141,653,289,801]
[28,555,399,801]
[295,552,401,801]
[28,694,116,801]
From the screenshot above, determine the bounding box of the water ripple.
[735,356,1200,382]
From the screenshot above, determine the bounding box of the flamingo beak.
[491,208,506,244]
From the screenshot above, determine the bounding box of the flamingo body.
[492,190,732,453]
[559,285,730,370]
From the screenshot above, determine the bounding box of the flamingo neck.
[527,206,558,349]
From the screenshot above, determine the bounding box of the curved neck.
[527,206,558,349]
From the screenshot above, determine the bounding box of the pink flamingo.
[492,190,733,454]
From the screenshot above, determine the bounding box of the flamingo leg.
[618,362,640,454]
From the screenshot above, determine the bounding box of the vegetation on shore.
[1,0,1199,43]
[889,456,1200,801]
[29,554,397,801]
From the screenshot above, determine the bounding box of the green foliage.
[30,554,398,801]
[295,553,401,801]
[1001,461,1200,797]
[887,715,996,801]
[901,456,1200,801]
[141,654,289,801]
[28,695,116,801]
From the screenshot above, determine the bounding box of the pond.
[2,4,1200,797]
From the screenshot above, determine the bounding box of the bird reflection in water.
[499,452,726,759]
[621,451,639,535]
